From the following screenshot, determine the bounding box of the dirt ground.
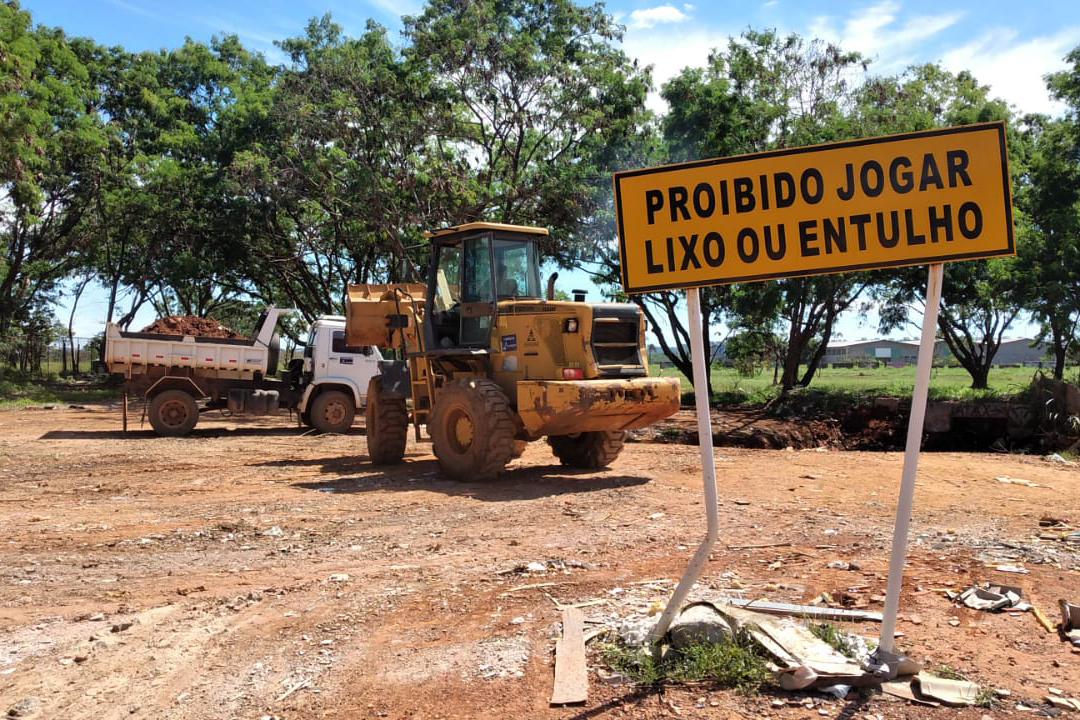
[1,403,1078,720]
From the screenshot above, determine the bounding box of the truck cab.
[298,316,382,419]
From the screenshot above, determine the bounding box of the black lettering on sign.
[823,218,846,254]
[758,174,771,210]
[928,204,953,243]
[919,153,943,191]
[679,235,701,270]
[669,186,690,222]
[645,238,664,272]
[958,201,982,239]
[737,228,759,263]
[861,160,884,198]
[703,231,725,267]
[734,177,755,213]
[799,220,820,257]
[890,156,914,193]
[801,168,824,204]
[851,214,872,251]
[877,211,900,248]
[665,235,676,271]
[718,179,730,215]
[764,225,786,260]
[904,208,926,245]
[693,183,715,217]
[947,150,972,187]
[774,172,796,208]
[645,189,664,225]
[837,163,855,201]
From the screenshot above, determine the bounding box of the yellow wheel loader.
[346,223,681,481]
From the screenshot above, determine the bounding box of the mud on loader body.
[346,223,680,481]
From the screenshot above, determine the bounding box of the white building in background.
[824,338,1051,367]
[823,339,921,366]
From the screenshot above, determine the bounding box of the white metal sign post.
[876,262,944,655]
[646,287,719,646]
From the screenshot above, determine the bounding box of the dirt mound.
[141,315,244,339]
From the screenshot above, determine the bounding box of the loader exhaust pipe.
[546,272,558,301]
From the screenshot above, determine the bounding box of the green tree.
[1013,115,1080,379]
[860,64,1019,389]
[0,3,104,335]
[647,29,872,394]
[229,16,453,317]
[403,0,652,254]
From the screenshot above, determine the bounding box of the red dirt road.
[1,404,1077,719]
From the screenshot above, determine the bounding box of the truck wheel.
[366,376,408,465]
[548,430,625,469]
[148,390,199,437]
[310,390,354,433]
[430,379,515,481]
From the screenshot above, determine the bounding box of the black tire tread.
[431,378,515,481]
[548,430,625,468]
[148,389,199,437]
[366,376,408,464]
[309,390,355,434]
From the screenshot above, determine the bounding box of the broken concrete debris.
[1062,599,1080,647]
[948,583,1030,612]
[668,602,734,649]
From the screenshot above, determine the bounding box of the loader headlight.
[563,318,578,333]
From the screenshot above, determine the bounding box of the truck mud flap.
[517,377,680,438]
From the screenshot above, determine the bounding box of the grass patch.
[0,377,118,408]
[599,632,772,693]
[931,663,968,681]
[974,687,997,709]
[809,623,859,658]
[653,363,1073,407]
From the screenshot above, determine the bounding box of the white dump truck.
[105,307,381,436]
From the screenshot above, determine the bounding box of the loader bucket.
[345,283,426,349]
[516,377,681,438]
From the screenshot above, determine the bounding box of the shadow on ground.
[288,460,652,501]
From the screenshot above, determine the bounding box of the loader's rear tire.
[366,376,408,465]
[148,390,199,437]
[310,390,354,434]
[548,430,625,469]
[430,379,515,481]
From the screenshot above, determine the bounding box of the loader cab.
[424,223,547,350]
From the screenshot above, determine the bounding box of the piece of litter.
[995,565,1029,574]
[995,476,1039,487]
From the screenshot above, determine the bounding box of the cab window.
[331,331,372,355]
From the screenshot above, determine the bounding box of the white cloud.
[620,25,732,114]
[629,4,690,30]
[811,2,1080,115]
[810,1,964,73]
[940,26,1080,116]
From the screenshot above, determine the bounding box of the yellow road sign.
[614,123,1014,293]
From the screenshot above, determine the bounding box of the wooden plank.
[550,607,587,705]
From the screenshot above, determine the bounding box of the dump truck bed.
[104,324,272,374]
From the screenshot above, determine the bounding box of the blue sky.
[23,0,1080,338]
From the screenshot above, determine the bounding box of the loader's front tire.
[430,379,515,481]
[148,390,199,437]
[310,390,354,434]
[548,430,625,469]
[366,376,408,465]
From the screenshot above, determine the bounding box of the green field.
[654,363,1074,404]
